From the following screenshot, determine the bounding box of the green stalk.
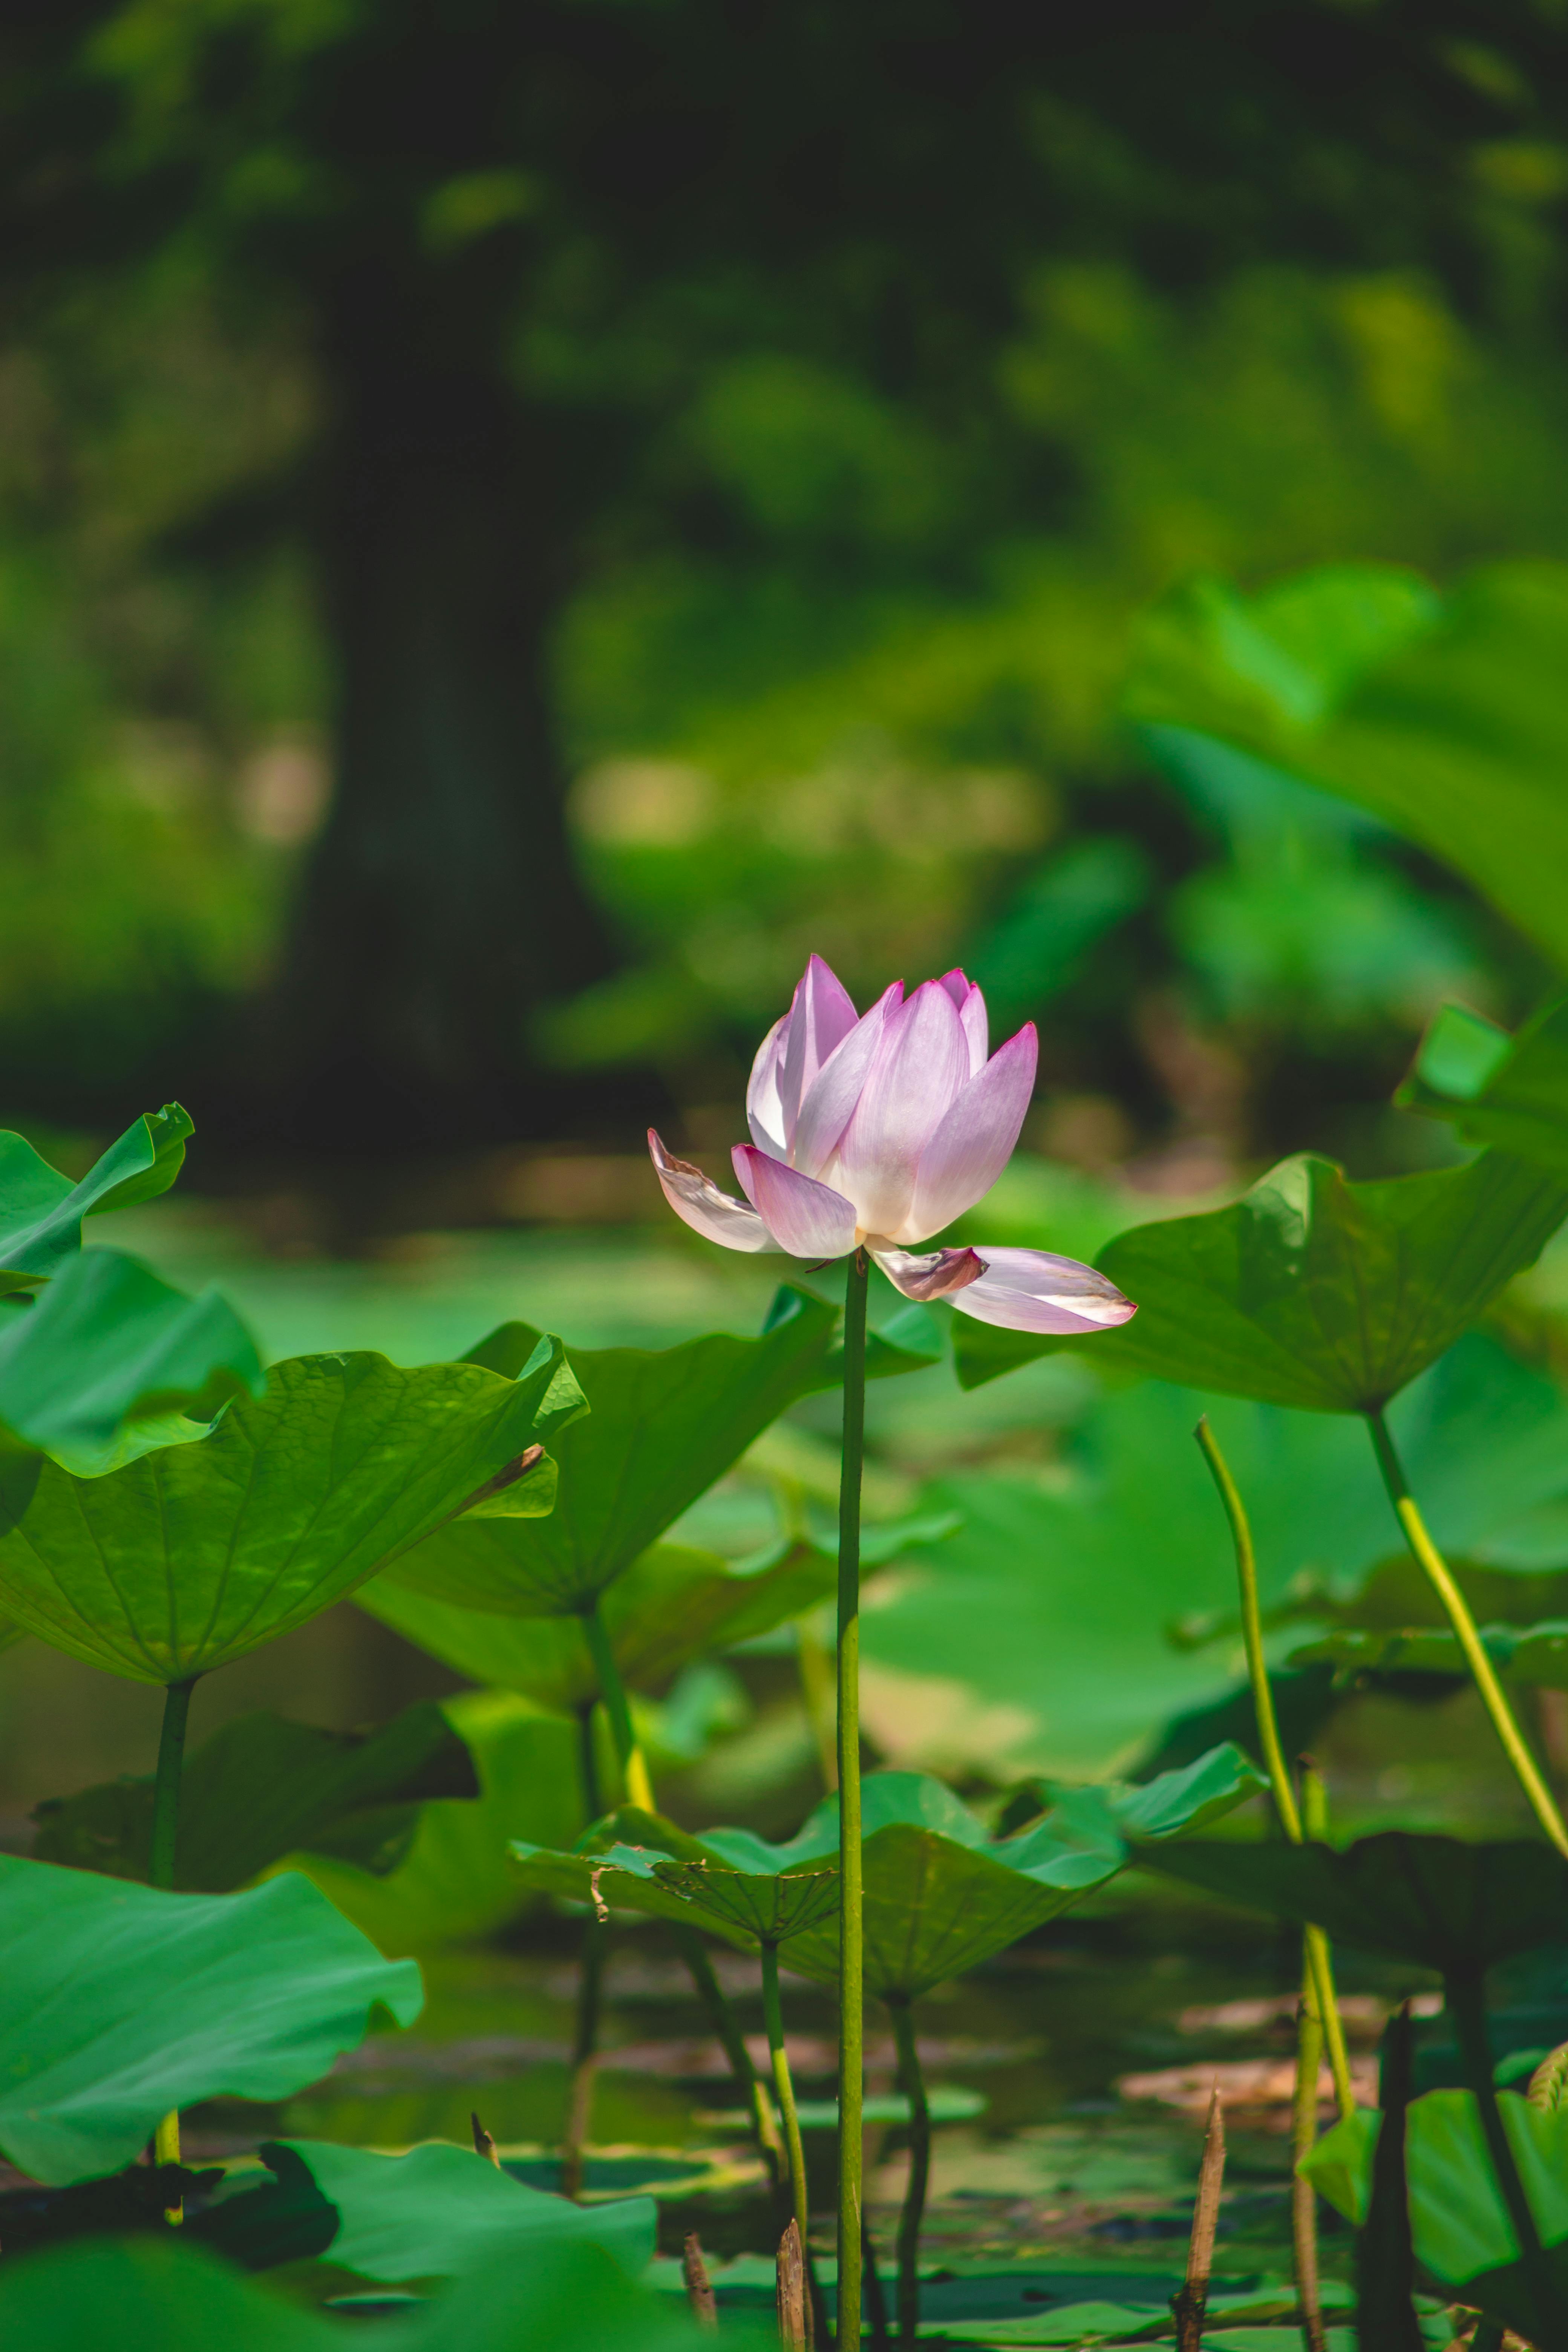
[673,1921,786,2184]
[887,2000,929,2349]
[1194,1420,1355,2118]
[580,1601,655,1812]
[838,1250,869,2352]
[561,1911,605,2200]
[1367,1410,1568,1859]
[150,1676,196,2223]
[763,1942,812,2289]
[1446,1968,1565,2347]
[1291,1951,1328,2352]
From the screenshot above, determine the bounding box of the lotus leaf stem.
[1366,1410,1568,1860]
[886,1999,930,2349]
[672,1922,785,2181]
[838,1248,869,2351]
[1446,1969,1565,2345]
[561,1908,605,2199]
[1194,1419,1354,2116]
[763,1940,813,2346]
[151,1675,196,2223]
[579,1603,655,1810]
[1291,1953,1328,2352]
[862,2209,891,2352]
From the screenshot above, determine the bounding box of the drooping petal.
[776,955,859,1152]
[830,978,970,1240]
[746,1016,789,1156]
[649,1131,778,1253]
[791,981,900,1181]
[948,1247,1137,1335]
[937,968,989,1075]
[733,1145,858,1260]
[905,1023,1038,1242]
[871,1245,985,1302]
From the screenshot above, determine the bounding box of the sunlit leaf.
[383,1289,837,1615]
[1398,995,1568,1173]
[955,1150,1568,1409]
[0,1344,579,1682]
[31,1701,478,1890]
[0,1857,421,2183]
[259,2137,655,2280]
[0,1106,193,1292]
[1133,1830,1568,1972]
[0,1248,263,1471]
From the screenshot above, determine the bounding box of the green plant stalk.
[674,1922,785,2182]
[1367,1409,1568,1860]
[1291,1949,1328,2352]
[150,1676,196,2220]
[763,1942,812,2282]
[838,1250,870,2352]
[579,1600,655,1812]
[561,1911,605,2200]
[1446,1968,1566,2346]
[1194,1419,1354,2116]
[887,2000,930,2350]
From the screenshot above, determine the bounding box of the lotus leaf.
[1132,1831,1568,1972]
[1289,1621,1568,1689]
[31,1700,478,1889]
[0,1343,580,1681]
[258,2136,655,2280]
[953,1150,1568,1408]
[0,1105,193,1292]
[0,1247,263,1470]
[1303,2089,1568,2343]
[383,1288,836,1614]
[0,1856,421,2182]
[1396,993,1568,1180]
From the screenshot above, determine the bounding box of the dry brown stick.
[778,2217,807,2351]
[470,2111,501,2168]
[684,2232,719,2332]
[1173,2084,1226,2352]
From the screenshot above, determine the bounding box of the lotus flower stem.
[886,2000,930,2349]
[1194,1420,1354,2116]
[762,1940,812,2315]
[838,1249,869,2351]
[150,1674,196,2223]
[1366,1410,1568,1860]
[579,1603,655,1811]
[1291,1954,1328,2352]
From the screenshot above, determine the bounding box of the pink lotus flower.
[649,957,1137,1336]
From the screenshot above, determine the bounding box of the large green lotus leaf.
[0,1248,264,1472]
[1135,1831,1568,1972]
[383,1288,837,1614]
[0,1105,193,1293]
[650,1857,840,1942]
[0,2231,775,2352]
[298,1690,586,1955]
[1397,995,1568,1174]
[862,1337,1568,1781]
[260,2137,655,2281]
[953,1149,1568,1408]
[1304,2089,1568,2343]
[0,1856,421,2183]
[1124,559,1568,967]
[1289,1619,1568,1690]
[0,1343,580,1682]
[31,1700,478,1890]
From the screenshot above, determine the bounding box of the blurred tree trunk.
[278,275,613,1146]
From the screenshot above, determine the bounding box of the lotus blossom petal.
[775,955,859,1153]
[791,982,901,1181]
[830,979,970,1240]
[733,1145,858,1259]
[948,1247,1137,1335]
[937,968,989,1076]
[746,1017,789,1157]
[871,1246,985,1302]
[648,1131,777,1253]
[908,1023,1038,1241]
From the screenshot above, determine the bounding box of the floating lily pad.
[31,1700,478,1889]
[0,1106,193,1292]
[259,2137,655,2280]
[1133,1831,1568,1972]
[954,1150,1568,1408]
[0,1343,580,1681]
[383,1289,836,1615]
[0,1247,263,1472]
[0,1856,421,2183]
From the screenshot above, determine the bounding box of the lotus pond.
[12,946,1568,2352]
